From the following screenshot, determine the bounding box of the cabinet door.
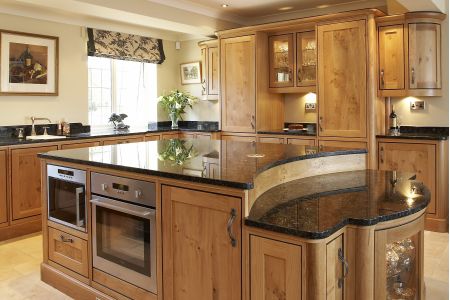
[250,235,302,300]
[269,34,295,88]
[162,186,241,300]
[317,20,367,138]
[375,215,424,299]
[408,23,441,89]
[378,142,436,214]
[326,235,344,300]
[297,31,317,87]
[221,35,256,133]
[208,46,219,95]
[0,150,7,224]
[11,145,58,220]
[378,24,405,90]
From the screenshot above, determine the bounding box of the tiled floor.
[0,231,448,299]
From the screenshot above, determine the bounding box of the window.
[88,56,157,127]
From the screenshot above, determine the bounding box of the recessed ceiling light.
[316,4,330,8]
[278,6,293,11]
[221,4,229,8]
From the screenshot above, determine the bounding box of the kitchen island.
[38,139,430,300]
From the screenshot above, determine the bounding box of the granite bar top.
[376,126,448,141]
[245,170,430,239]
[38,139,366,189]
[0,121,220,147]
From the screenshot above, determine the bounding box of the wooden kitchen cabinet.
[374,216,424,299]
[288,138,316,146]
[297,31,317,87]
[250,235,302,300]
[269,34,295,88]
[162,185,241,300]
[326,234,344,300]
[317,20,367,138]
[378,24,405,91]
[48,227,89,277]
[11,145,57,220]
[377,12,444,97]
[0,150,7,224]
[408,23,441,90]
[102,136,145,145]
[221,35,256,133]
[378,142,436,214]
[199,40,219,100]
[258,136,285,144]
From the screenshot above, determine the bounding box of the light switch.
[410,100,425,111]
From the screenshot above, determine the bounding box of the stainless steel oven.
[90,172,157,293]
[47,165,87,232]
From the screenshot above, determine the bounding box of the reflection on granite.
[38,139,366,189]
[0,121,220,147]
[246,170,430,239]
[377,126,448,140]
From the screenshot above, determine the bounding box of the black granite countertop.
[376,126,448,141]
[0,121,220,147]
[246,170,430,239]
[38,139,366,189]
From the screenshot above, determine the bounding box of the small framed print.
[0,30,58,95]
[180,61,201,85]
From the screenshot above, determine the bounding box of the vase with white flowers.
[158,90,198,129]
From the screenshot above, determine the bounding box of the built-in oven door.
[48,165,86,232]
[91,196,156,293]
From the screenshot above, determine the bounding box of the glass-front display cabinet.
[375,216,424,299]
[269,34,294,88]
[297,31,316,87]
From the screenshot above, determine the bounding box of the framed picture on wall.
[0,30,58,95]
[180,61,201,84]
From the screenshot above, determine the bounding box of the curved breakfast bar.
[37,139,430,300]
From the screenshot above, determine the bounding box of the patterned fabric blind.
[87,28,165,64]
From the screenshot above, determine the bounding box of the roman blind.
[87,28,165,64]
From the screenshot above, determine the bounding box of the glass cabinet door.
[375,217,424,299]
[269,34,294,88]
[297,31,316,86]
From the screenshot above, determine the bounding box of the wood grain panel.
[318,20,367,138]
[378,24,405,90]
[48,227,88,277]
[408,23,441,89]
[250,235,302,300]
[378,142,436,214]
[162,186,241,300]
[0,150,6,224]
[221,35,256,133]
[11,145,57,220]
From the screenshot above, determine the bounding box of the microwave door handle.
[75,187,84,227]
[90,198,155,219]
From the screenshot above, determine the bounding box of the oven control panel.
[91,172,156,207]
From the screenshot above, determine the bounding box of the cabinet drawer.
[103,136,144,145]
[287,138,316,146]
[61,141,100,150]
[258,137,285,144]
[48,227,88,277]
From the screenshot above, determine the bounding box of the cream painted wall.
[284,93,318,124]
[391,16,449,127]
[0,13,88,126]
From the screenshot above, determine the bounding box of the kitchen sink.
[26,135,67,140]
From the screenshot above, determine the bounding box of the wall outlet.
[305,103,316,111]
[410,100,425,111]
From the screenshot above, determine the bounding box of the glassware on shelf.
[385,238,417,300]
[273,40,291,83]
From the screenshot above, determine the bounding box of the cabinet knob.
[135,190,143,198]
[227,208,237,247]
[60,235,73,243]
[411,67,415,85]
[380,69,385,88]
[319,116,323,132]
[380,146,384,164]
[251,115,255,129]
[101,184,108,191]
[337,248,349,289]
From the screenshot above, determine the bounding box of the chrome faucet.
[31,116,51,136]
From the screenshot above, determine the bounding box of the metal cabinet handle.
[380,146,384,164]
[337,248,349,289]
[319,116,323,131]
[251,115,255,129]
[75,187,84,228]
[380,69,385,88]
[227,208,237,247]
[411,67,415,85]
[60,235,73,243]
[201,79,206,95]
